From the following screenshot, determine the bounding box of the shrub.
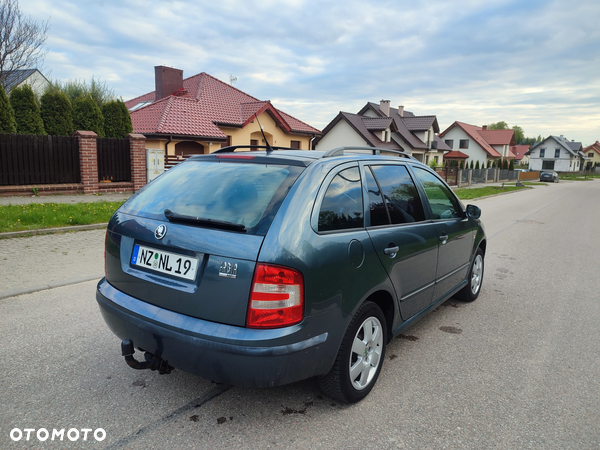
[460,160,465,169]
[40,90,74,136]
[102,100,133,138]
[509,159,515,171]
[9,85,45,134]
[503,159,509,170]
[475,160,480,169]
[73,95,104,137]
[0,83,16,133]
[469,160,474,169]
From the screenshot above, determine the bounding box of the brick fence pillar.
[74,130,99,194]
[128,133,147,192]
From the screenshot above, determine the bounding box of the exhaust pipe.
[121,339,174,375]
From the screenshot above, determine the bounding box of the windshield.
[120,160,304,235]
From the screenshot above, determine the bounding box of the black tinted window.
[365,167,389,226]
[370,165,426,224]
[412,167,463,220]
[318,167,364,232]
[119,161,303,235]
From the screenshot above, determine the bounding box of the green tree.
[9,84,45,134]
[469,160,474,169]
[502,159,509,170]
[460,160,464,169]
[102,99,133,138]
[475,160,480,169]
[487,121,509,130]
[486,159,491,168]
[51,77,115,110]
[40,90,73,136]
[512,125,524,144]
[73,94,104,136]
[509,159,515,170]
[0,82,16,133]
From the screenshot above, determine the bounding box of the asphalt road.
[1,181,599,449]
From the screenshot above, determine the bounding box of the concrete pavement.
[0,193,131,299]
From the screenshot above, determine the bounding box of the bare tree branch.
[0,0,49,89]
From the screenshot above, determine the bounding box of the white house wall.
[442,127,488,167]
[314,120,368,151]
[528,140,578,172]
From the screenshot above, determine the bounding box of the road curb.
[0,274,103,301]
[0,223,108,239]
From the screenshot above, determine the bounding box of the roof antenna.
[254,112,274,153]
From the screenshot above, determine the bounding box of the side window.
[318,167,364,232]
[412,167,462,220]
[369,165,426,224]
[364,167,389,226]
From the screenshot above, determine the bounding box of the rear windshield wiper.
[164,209,246,232]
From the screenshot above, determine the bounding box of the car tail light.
[247,264,304,328]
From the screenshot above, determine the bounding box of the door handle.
[384,246,399,256]
[439,234,448,245]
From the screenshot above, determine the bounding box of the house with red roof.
[509,144,530,166]
[314,100,449,166]
[125,66,321,156]
[439,122,516,167]
[583,141,600,169]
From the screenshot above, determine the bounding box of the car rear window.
[120,160,304,235]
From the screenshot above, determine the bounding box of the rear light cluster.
[247,264,304,329]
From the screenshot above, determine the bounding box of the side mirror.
[466,204,481,220]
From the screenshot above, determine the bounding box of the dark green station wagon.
[96,146,486,403]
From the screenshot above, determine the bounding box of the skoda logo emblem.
[155,224,167,240]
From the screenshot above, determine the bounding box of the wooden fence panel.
[0,134,80,186]
[97,138,131,182]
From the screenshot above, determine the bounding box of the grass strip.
[454,185,529,200]
[0,201,125,233]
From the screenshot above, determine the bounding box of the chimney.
[155,66,184,100]
[482,125,488,130]
[398,105,404,117]
[380,100,390,117]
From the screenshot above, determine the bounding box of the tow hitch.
[121,339,174,374]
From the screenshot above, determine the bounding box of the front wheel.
[455,247,484,302]
[318,302,387,403]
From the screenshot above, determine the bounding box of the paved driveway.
[1,181,599,449]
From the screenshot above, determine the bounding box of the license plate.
[131,244,199,281]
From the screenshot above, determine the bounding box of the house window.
[589,152,594,158]
[540,148,545,158]
[434,156,439,164]
[459,139,469,149]
[221,136,232,148]
[542,161,555,170]
[290,140,301,149]
[445,139,453,148]
[555,149,560,158]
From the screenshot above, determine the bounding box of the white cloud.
[15,0,600,144]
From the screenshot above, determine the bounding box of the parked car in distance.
[96,146,486,403]
[540,171,559,183]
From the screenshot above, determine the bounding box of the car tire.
[318,301,387,403]
[455,247,484,302]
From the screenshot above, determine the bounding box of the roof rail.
[322,146,420,162]
[213,145,294,154]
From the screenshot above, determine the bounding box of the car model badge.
[155,224,167,240]
[219,261,238,278]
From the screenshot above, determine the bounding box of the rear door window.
[318,167,364,232]
[119,161,304,235]
[368,165,426,225]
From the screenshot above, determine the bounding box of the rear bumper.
[96,278,343,387]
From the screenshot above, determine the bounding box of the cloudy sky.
[19,0,600,145]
